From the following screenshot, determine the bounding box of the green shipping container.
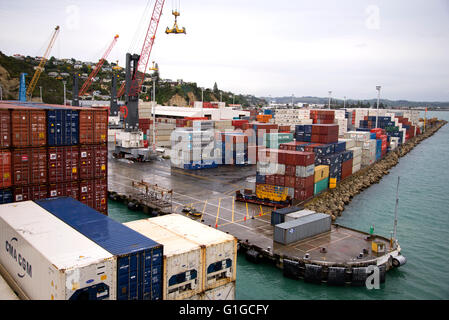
[314,177,329,195]
[264,132,293,149]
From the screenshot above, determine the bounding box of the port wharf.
[108,119,446,285]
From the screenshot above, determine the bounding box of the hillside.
[0,51,265,107]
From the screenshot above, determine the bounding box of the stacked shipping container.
[0,102,108,214]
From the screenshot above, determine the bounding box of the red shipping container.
[341,159,353,180]
[13,185,48,202]
[30,110,46,147]
[0,150,12,188]
[65,146,79,182]
[94,178,108,214]
[274,175,285,187]
[284,175,296,188]
[282,151,315,166]
[79,110,94,144]
[80,145,94,179]
[48,147,65,183]
[11,110,29,147]
[30,148,47,185]
[294,186,314,201]
[295,176,314,189]
[93,145,108,178]
[0,110,11,148]
[265,175,276,185]
[49,181,80,200]
[12,148,47,186]
[79,179,95,208]
[12,149,29,185]
[94,110,108,144]
[285,165,296,176]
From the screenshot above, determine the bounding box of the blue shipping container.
[0,189,13,204]
[47,109,79,146]
[35,197,163,300]
[334,141,346,153]
[271,206,303,226]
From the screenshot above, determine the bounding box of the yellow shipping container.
[314,165,329,183]
[256,184,288,202]
[329,183,337,189]
[329,178,337,184]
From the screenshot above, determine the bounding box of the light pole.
[39,86,43,103]
[201,87,204,117]
[328,91,332,109]
[0,85,2,100]
[343,96,346,109]
[62,81,67,106]
[376,85,381,128]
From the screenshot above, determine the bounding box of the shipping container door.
[94,110,108,144]
[94,145,107,178]
[12,149,30,185]
[30,148,47,184]
[0,151,12,188]
[47,110,63,146]
[66,181,79,200]
[79,180,94,208]
[80,146,94,179]
[48,147,64,183]
[94,178,107,214]
[30,184,48,200]
[13,186,30,202]
[117,254,139,300]
[11,110,29,147]
[65,146,79,181]
[80,111,94,144]
[30,110,46,146]
[66,110,79,145]
[0,110,11,148]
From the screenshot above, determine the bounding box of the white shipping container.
[148,214,237,291]
[352,155,362,166]
[124,219,203,300]
[200,281,235,300]
[352,163,361,173]
[0,201,116,300]
[339,138,355,149]
[348,146,362,158]
[295,164,315,178]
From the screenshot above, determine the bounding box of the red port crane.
[78,34,119,97]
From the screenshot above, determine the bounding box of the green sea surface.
[108,111,449,300]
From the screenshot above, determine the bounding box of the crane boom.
[26,25,60,99]
[128,0,165,98]
[79,34,119,97]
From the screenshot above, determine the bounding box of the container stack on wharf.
[0,101,108,214]
[110,108,445,286]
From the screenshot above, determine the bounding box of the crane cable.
[128,0,154,55]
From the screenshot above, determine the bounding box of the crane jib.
[128,0,165,97]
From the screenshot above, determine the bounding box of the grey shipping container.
[274,213,331,245]
[284,209,316,223]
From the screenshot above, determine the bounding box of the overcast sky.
[1,0,448,101]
